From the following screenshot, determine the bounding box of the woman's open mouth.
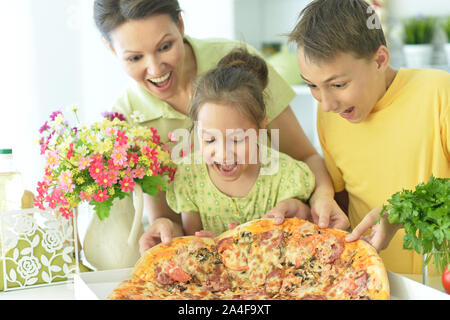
[147,71,173,90]
[214,162,238,177]
[339,107,355,119]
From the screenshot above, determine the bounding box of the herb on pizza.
[380,175,450,274]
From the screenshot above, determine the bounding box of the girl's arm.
[267,106,349,230]
[138,192,184,254]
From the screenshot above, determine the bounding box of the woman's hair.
[93,0,182,42]
[189,47,269,128]
[288,0,386,62]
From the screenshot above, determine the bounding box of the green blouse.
[111,35,296,142]
[166,148,315,235]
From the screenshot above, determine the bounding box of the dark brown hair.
[93,0,182,42]
[189,47,269,128]
[288,0,386,62]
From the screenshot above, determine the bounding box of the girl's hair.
[93,0,182,42]
[190,47,269,128]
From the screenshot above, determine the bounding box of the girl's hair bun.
[218,47,269,90]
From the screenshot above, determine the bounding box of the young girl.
[166,48,316,236]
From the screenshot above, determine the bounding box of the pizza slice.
[215,219,288,293]
[132,236,231,295]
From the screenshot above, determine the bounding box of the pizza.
[108,218,390,300]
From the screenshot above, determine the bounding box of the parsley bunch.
[380,176,450,274]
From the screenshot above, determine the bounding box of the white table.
[0,282,75,300]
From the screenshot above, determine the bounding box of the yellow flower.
[76,177,85,185]
[108,187,115,196]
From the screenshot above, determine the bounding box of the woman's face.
[109,14,186,102]
[196,102,261,183]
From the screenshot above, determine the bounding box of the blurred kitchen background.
[1,0,450,193]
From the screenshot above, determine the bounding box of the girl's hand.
[263,199,311,225]
[345,206,401,252]
[139,218,175,255]
[309,193,350,230]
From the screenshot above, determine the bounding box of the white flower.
[65,104,79,114]
[42,229,64,253]
[130,110,145,123]
[17,256,41,279]
[75,144,88,156]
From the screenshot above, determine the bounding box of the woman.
[93,0,349,254]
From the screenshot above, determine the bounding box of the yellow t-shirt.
[112,35,296,142]
[317,68,450,274]
[166,148,315,235]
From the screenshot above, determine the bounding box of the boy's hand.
[345,206,401,251]
[139,218,175,255]
[263,199,311,225]
[309,194,350,230]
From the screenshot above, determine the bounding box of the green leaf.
[138,175,167,197]
[90,198,113,221]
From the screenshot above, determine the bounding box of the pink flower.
[51,189,69,206]
[115,130,128,146]
[49,110,62,121]
[133,165,146,179]
[111,146,128,167]
[39,121,50,133]
[95,170,118,188]
[34,195,45,210]
[45,150,60,169]
[67,143,74,160]
[89,159,105,179]
[150,127,160,144]
[58,169,74,193]
[168,131,177,143]
[93,189,109,202]
[59,207,73,219]
[119,177,135,193]
[78,156,92,170]
[79,191,93,202]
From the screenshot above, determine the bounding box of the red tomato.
[442,263,450,294]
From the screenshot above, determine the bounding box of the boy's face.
[297,48,384,123]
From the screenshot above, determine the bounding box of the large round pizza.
[109,218,390,300]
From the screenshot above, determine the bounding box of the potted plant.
[379,176,449,289]
[34,107,176,270]
[402,16,436,67]
[442,16,450,66]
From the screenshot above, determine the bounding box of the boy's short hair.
[288,0,386,62]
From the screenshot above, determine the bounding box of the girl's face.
[196,102,262,182]
[109,14,186,102]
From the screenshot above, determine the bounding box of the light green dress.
[111,35,296,142]
[166,148,315,235]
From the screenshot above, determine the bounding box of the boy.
[288,0,449,274]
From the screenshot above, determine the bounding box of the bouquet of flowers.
[34,107,176,220]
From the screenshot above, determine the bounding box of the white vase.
[403,44,433,67]
[83,184,144,270]
[445,43,450,66]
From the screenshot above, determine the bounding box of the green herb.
[379,175,450,274]
[403,16,436,44]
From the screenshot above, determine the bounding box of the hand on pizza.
[263,198,311,224]
[110,218,390,300]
